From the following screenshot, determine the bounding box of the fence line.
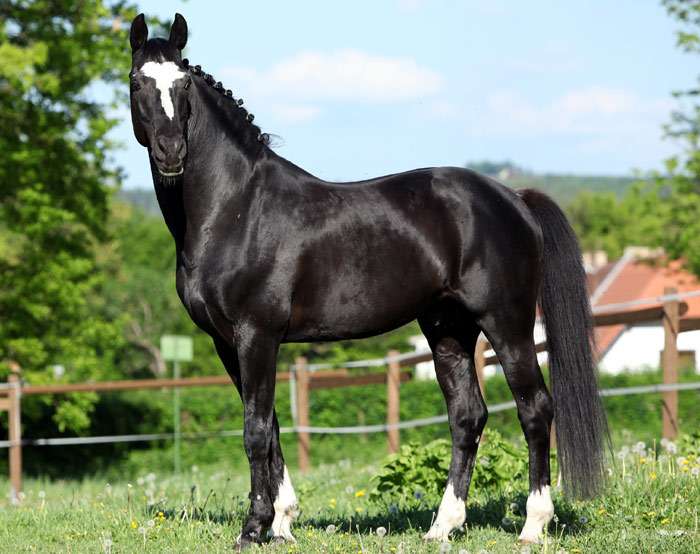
[591,288,700,314]
[3,381,698,449]
[2,289,698,495]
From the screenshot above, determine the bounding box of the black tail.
[519,188,608,499]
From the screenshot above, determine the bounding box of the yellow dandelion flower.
[355,507,364,513]
[650,472,657,480]
[598,508,606,515]
[661,518,670,525]
[355,490,366,498]
[640,458,647,464]
[130,520,138,529]
[647,511,656,517]
[487,540,497,546]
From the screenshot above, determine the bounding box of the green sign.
[160,335,193,362]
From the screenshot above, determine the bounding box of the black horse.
[129,13,607,548]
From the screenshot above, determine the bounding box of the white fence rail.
[3,381,697,449]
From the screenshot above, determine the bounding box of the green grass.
[1,440,699,553]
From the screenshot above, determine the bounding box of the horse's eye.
[131,81,141,92]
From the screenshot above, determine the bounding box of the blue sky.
[117,0,696,188]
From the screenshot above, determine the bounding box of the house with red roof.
[588,248,700,373]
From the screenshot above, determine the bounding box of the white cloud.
[425,100,459,119]
[556,86,639,115]
[479,86,672,136]
[222,49,442,104]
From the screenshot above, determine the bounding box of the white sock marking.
[518,485,554,543]
[271,466,298,542]
[139,61,185,119]
[423,482,465,542]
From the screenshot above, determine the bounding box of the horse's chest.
[177,268,218,331]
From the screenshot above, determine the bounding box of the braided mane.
[183,58,271,147]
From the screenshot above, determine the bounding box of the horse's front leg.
[269,411,298,542]
[235,326,281,549]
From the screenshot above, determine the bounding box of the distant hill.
[466,160,637,205]
[118,162,638,215]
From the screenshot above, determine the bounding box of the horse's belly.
[284,268,441,342]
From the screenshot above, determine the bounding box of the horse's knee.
[244,419,272,460]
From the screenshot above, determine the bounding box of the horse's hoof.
[423,529,450,542]
[517,534,542,545]
[235,532,261,551]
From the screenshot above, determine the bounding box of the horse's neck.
[153,174,188,255]
[154,86,261,261]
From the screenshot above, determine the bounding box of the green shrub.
[370,438,449,507]
[370,428,528,508]
[677,432,700,458]
[471,429,528,491]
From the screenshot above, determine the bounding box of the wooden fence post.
[662,287,680,440]
[8,362,22,503]
[295,357,310,473]
[474,339,487,397]
[387,350,400,454]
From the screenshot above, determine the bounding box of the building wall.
[599,326,700,374]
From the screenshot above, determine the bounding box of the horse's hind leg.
[478,312,554,543]
[419,306,487,541]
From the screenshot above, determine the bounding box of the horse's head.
[129,13,191,178]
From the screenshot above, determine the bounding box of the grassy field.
[1,439,698,553]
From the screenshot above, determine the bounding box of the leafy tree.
[0,2,167,432]
[467,160,526,177]
[570,0,700,275]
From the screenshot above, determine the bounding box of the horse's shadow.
[301,491,586,538]
[151,489,586,538]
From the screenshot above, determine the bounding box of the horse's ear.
[169,13,188,50]
[130,13,148,52]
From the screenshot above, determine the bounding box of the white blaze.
[140,61,185,119]
[271,465,298,542]
[519,485,555,543]
[423,482,466,542]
